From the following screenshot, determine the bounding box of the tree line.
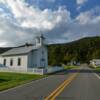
[48,36,100,65]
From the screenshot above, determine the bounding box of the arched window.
[18,58,21,66]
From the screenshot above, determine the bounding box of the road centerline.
[44,73,79,100]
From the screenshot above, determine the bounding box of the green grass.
[95,67,100,70]
[63,65,79,70]
[0,72,46,91]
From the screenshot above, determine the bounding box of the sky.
[0,0,100,47]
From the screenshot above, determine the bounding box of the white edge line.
[0,75,52,94]
[94,73,100,80]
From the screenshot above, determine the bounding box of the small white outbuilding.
[0,35,48,71]
[90,59,100,68]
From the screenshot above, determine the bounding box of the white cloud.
[46,0,56,3]
[62,7,100,42]
[20,7,71,30]
[0,0,35,18]
[76,12,92,24]
[0,0,70,30]
[0,0,100,47]
[76,0,87,5]
[76,7,100,24]
[0,42,7,47]
[76,0,87,10]
[47,7,100,43]
[0,0,71,46]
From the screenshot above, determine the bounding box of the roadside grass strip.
[45,73,78,100]
[0,72,46,91]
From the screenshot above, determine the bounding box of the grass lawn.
[95,67,100,70]
[64,65,79,70]
[0,72,46,91]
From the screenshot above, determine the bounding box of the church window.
[18,58,21,66]
[42,51,44,54]
[3,59,6,66]
[10,59,13,66]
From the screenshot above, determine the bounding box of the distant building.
[90,59,100,67]
[0,35,48,71]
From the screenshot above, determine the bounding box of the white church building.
[0,35,48,72]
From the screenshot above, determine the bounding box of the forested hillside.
[48,36,100,65]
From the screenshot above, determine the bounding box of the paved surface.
[0,74,70,100]
[0,66,100,100]
[56,67,100,100]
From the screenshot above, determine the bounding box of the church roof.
[1,45,39,56]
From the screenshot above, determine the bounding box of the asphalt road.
[56,67,100,100]
[0,66,100,100]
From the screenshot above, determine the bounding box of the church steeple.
[35,34,45,47]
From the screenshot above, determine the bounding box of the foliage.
[64,66,79,70]
[48,36,100,65]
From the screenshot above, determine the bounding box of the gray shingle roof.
[1,46,38,56]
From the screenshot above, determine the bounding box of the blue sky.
[25,0,100,17]
[0,0,100,46]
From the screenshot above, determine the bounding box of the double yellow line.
[44,73,78,100]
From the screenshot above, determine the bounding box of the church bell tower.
[35,34,46,47]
